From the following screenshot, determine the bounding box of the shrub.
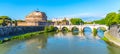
[49,25,55,32]
[102,36,109,42]
[93,28,97,36]
[44,26,49,32]
[4,38,9,41]
[44,26,56,32]
[0,40,3,44]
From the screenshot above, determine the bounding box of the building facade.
[52,18,71,25]
[17,10,53,26]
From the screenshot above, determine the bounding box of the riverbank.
[0,26,44,36]
[104,31,120,46]
[0,31,46,44]
[1,30,118,54]
[0,25,57,44]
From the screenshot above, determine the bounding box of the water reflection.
[5,35,48,54]
[0,28,120,54]
[97,29,104,38]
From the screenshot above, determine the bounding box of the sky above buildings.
[0,0,120,21]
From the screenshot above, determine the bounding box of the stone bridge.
[54,24,108,32]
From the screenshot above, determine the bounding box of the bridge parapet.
[54,24,108,31]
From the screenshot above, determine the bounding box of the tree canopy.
[47,20,52,22]
[70,18,84,25]
[0,16,12,26]
[0,16,11,20]
[94,11,120,26]
[93,19,105,25]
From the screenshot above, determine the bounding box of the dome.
[25,10,47,22]
[26,11,44,18]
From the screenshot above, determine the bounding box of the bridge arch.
[53,24,108,32]
[71,26,79,32]
[61,27,69,32]
[54,27,59,31]
[97,27,107,32]
[83,27,92,32]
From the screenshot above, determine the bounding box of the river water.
[0,28,120,54]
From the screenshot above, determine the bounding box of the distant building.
[17,10,53,26]
[52,18,71,25]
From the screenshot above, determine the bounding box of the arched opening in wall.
[97,27,106,38]
[71,27,79,32]
[97,27,106,32]
[83,27,92,35]
[71,27,79,35]
[54,27,59,31]
[61,27,69,32]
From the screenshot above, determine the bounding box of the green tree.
[117,14,120,24]
[105,12,117,26]
[94,11,120,26]
[93,19,105,25]
[112,14,119,24]
[44,26,49,32]
[70,18,84,25]
[93,28,97,36]
[44,26,56,32]
[47,20,52,22]
[0,16,12,26]
[48,25,55,32]
[16,20,25,22]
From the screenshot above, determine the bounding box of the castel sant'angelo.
[17,10,52,26]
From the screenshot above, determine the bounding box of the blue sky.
[0,0,120,21]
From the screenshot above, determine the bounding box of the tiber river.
[0,27,120,54]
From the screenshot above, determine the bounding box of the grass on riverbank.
[0,31,45,44]
[0,40,3,44]
[0,26,58,44]
[101,36,109,42]
[11,31,44,40]
[105,32,120,42]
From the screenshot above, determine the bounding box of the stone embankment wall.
[109,25,120,38]
[0,26,44,36]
